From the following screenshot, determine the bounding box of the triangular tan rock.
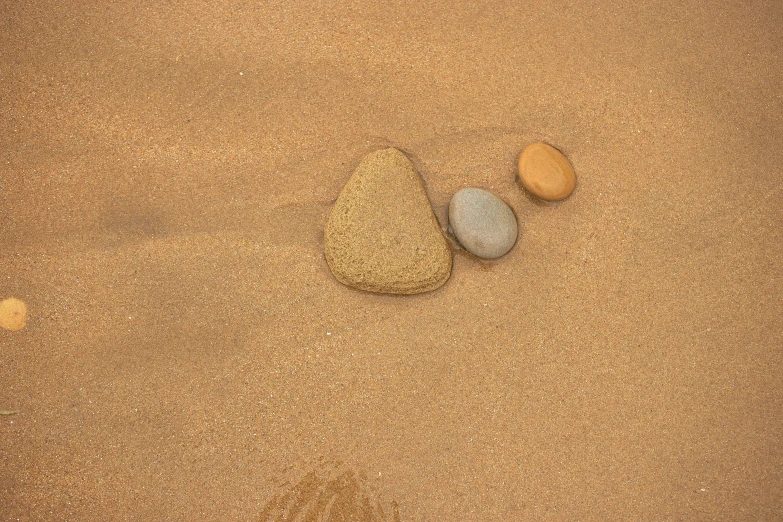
[325,148,452,294]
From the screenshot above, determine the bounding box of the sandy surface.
[2,1,782,520]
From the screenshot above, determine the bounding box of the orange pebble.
[0,297,27,331]
[518,142,576,201]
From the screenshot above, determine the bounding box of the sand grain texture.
[1,1,782,521]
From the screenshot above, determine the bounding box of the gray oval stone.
[448,188,518,259]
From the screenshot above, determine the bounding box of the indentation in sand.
[260,459,400,522]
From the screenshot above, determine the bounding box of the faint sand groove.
[259,459,400,522]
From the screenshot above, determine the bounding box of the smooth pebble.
[449,188,517,259]
[518,142,576,201]
[0,297,27,331]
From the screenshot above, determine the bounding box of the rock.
[448,188,517,259]
[0,297,27,331]
[324,148,452,294]
[518,142,576,201]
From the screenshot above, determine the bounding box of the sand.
[1,1,781,520]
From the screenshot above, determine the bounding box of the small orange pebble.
[518,142,576,201]
[0,297,27,331]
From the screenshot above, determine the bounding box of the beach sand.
[2,1,781,520]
